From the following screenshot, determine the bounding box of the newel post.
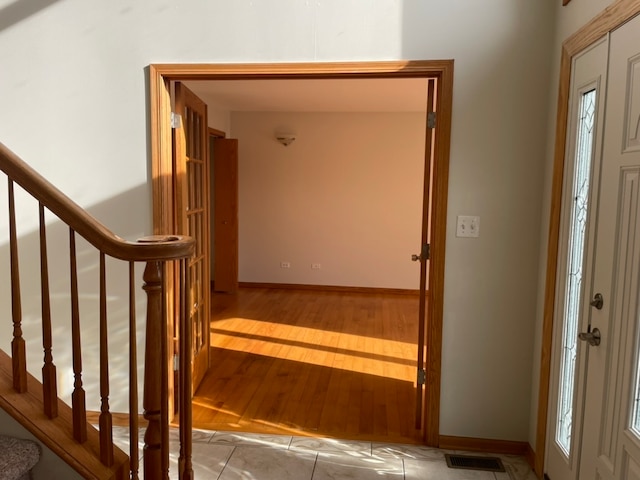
[142,261,169,480]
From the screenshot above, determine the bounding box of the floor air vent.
[444,454,505,472]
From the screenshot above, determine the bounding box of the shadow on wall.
[0,182,154,414]
[0,0,63,33]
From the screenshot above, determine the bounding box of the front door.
[546,14,640,479]
[586,15,640,478]
[545,36,609,480]
[173,82,211,393]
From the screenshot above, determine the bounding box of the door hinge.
[171,112,182,129]
[417,368,426,385]
[173,353,179,371]
[427,111,436,129]
[423,243,430,261]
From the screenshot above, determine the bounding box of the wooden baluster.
[69,229,87,443]
[179,258,193,480]
[142,261,168,479]
[129,261,140,480]
[8,179,27,393]
[39,204,58,418]
[161,263,169,479]
[99,253,114,466]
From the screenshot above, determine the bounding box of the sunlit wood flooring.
[191,287,423,444]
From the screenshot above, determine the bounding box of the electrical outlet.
[456,215,480,238]
[311,263,321,270]
[280,261,291,268]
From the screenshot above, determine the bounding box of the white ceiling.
[182,78,429,113]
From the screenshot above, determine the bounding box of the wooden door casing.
[150,61,454,446]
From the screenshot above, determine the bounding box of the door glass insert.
[556,88,597,456]
[631,296,640,436]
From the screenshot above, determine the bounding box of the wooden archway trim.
[535,1,640,476]
[148,60,454,446]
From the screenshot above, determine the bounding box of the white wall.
[232,111,424,289]
[0,0,557,442]
[209,108,232,135]
[528,0,615,449]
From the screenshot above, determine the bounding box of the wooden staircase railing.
[0,142,195,479]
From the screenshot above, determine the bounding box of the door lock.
[590,293,604,310]
[578,327,601,347]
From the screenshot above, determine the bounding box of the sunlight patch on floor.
[211,317,416,382]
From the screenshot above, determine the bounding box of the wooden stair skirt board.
[0,350,129,480]
[238,282,422,296]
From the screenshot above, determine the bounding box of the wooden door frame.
[535,1,640,476]
[148,60,454,446]
[208,128,228,293]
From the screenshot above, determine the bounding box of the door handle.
[578,327,601,347]
[590,293,604,309]
[411,254,422,262]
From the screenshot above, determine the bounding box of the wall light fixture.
[275,133,296,146]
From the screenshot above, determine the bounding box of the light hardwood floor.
[191,287,423,444]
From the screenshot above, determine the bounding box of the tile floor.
[112,427,537,479]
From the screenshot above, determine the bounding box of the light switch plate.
[456,215,480,238]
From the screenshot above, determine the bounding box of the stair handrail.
[1,141,195,479]
[0,142,193,261]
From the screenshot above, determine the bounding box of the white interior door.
[547,13,640,480]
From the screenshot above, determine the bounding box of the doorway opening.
[149,61,453,446]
